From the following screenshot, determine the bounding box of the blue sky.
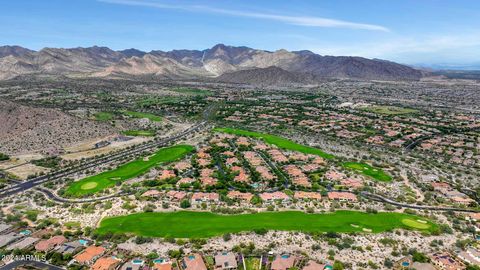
[2,0,480,65]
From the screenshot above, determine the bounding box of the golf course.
[214,128,334,159]
[95,210,437,238]
[65,145,194,196]
[342,162,392,182]
[363,105,418,115]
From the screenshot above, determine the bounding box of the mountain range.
[0,44,423,83]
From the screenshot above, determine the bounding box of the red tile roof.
[327,192,357,201]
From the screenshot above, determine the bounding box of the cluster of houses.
[0,224,339,270]
[219,99,480,168]
[396,249,480,270]
[142,189,358,205]
[430,182,475,205]
[150,132,369,204]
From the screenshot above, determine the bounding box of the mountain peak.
[0,45,35,58]
[0,44,423,81]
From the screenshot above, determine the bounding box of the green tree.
[180,200,191,208]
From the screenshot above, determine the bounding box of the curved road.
[0,121,207,199]
[361,192,480,213]
[35,187,127,203]
[0,260,64,270]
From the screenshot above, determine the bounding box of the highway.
[0,121,208,199]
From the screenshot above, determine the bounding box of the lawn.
[243,257,261,270]
[122,130,156,137]
[65,145,194,197]
[342,162,392,182]
[94,112,114,121]
[122,111,162,122]
[214,128,334,159]
[95,210,437,238]
[363,105,418,115]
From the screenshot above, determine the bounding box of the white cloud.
[306,33,480,63]
[99,0,389,32]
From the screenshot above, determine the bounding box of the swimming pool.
[132,259,144,265]
[19,230,31,235]
[153,259,166,264]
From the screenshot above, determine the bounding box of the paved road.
[0,121,207,199]
[35,187,127,203]
[361,192,480,213]
[0,260,64,270]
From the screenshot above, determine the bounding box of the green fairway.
[363,105,418,115]
[171,87,212,96]
[95,210,437,238]
[123,111,162,122]
[342,162,392,182]
[122,130,156,137]
[94,112,114,121]
[65,145,194,196]
[214,128,334,159]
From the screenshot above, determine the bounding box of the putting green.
[342,162,392,182]
[65,145,194,197]
[401,218,430,229]
[95,210,438,238]
[81,182,98,190]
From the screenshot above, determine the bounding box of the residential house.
[166,190,187,201]
[74,245,106,265]
[177,177,195,187]
[227,191,253,202]
[92,256,122,270]
[0,224,11,234]
[294,191,321,200]
[271,254,296,270]
[340,178,363,189]
[34,235,66,252]
[120,259,144,270]
[158,170,176,181]
[55,240,85,255]
[175,162,192,172]
[191,192,220,203]
[0,233,21,248]
[458,247,480,266]
[6,237,39,250]
[182,254,207,270]
[153,262,173,270]
[303,260,325,270]
[259,192,290,202]
[430,252,465,270]
[327,192,357,202]
[411,262,436,270]
[214,252,238,270]
[142,190,162,197]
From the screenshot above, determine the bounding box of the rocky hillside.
[0,44,423,82]
[217,66,318,85]
[0,100,116,155]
